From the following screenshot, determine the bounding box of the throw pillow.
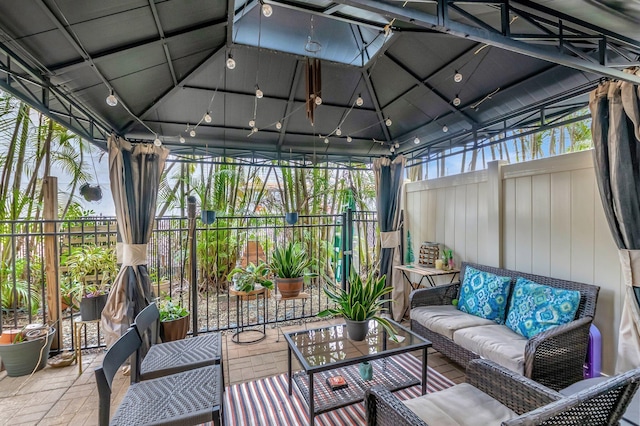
[457,266,512,324]
[505,277,581,339]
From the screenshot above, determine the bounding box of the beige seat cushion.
[453,325,527,374]
[403,383,518,426]
[411,305,496,339]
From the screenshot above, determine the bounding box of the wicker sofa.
[364,359,640,426]
[410,262,600,390]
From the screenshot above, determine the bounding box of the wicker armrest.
[410,283,460,309]
[466,359,562,415]
[524,316,593,390]
[365,386,428,426]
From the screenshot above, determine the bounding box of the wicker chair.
[95,327,222,426]
[131,302,223,384]
[365,359,640,426]
[410,262,600,390]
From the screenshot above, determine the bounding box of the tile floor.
[0,318,465,425]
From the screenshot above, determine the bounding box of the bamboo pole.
[43,176,62,350]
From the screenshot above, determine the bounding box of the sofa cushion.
[411,305,497,339]
[453,324,527,374]
[457,266,512,324]
[403,383,518,426]
[505,277,581,339]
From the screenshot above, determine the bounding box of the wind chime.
[305,57,321,126]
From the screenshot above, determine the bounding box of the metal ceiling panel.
[155,0,228,33]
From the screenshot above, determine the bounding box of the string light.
[153,136,162,146]
[453,95,461,106]
[356,95,364,107]
[276,121,282,130]
[390,146,395,153]
[106,89,118,107]
[190,129,196,137]
[346,136,352,142]
[261,2,273,17]
[454,71,463,83]
[179,135,186,143]
[414,136,420,144]
[442,125,449,133]
[249,119,256,127]
[252,127,258,133]
[324,137,329,144]
[226,54,236,70]
[335,128,342,136]
[394,142,399,148]
[256,87,263,99]
[385,118,392,127]
[204,112,212,123]
[314,95,322,105]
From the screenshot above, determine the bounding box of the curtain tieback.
[122,244,148,266]
[380,230,400,248]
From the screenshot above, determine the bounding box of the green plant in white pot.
[270,241,317,298]
[318,270,396,341]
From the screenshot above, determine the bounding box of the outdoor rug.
[223,353,455,425]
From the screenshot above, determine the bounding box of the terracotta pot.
[276,277,303,298]
[160,314,190,342]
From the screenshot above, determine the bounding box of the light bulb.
[414,136,420,144]
[314,96,322,105]
[356,95,364,107]
[252,127,258,133]
[442,125,449,133]
[394,142,399,148]
[190,129,196,137]
[249,119,255,127]
[385,118,392,127]
[256,88,263,99]
[226,55,236,70]
[390,146,395,153]
[106,90,118,107]
[261,3,273,17]
[276,121,282,130]
[179,135,186,143]
[324,137,329,144]
[154,137,162,146]
[204,112,212,123]
[346,136,352,142]
[453,96,461,106]
[335,128,342,136]
[454,71,463,83]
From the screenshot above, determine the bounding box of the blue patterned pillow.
[457,266,512,323]
[505,278,581,339]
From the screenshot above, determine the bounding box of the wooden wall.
[404,150,623,375]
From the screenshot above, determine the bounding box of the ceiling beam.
[384,52,478,127]
[148,0,177,86]
[266,0,386,31]
[332,0,640,85]
[362,69,391,142]
[277,60,303,148]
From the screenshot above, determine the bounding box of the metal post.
[187,196,198,336]
[343,207,354,290]
[341,211,347,291]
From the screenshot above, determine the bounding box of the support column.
[43,176,62,350]
[487,161,506,268]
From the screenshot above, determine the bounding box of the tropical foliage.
[228,261,273,292]
[158,296,189,322]
[270,242,317,280]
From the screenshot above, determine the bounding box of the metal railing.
[0,210,378,352]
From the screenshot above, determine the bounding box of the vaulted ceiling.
[0,0,639,165]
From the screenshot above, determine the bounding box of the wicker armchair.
[365,359,640,426]
[410,262,600,390]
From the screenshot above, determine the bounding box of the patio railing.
[0,211,378,352]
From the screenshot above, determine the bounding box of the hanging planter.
[201,210,216,224]
[79,183,102,202]
[285,212,298,225]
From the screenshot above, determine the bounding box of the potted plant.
[270,242,317,298]
[0,325,56,377]
[318,269,396,341]
[228,261,274,293]
[64,244,117,320]
[158,296,190,342]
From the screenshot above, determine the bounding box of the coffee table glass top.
[285,319,430,372]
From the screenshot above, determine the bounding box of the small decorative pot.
[201,210,216,224]
[285,212,298,225]
[359,361,373,381]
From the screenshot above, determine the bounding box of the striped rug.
[223,353,454,425]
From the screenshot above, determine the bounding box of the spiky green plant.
[318,269,396,338]
[270,241,317,279]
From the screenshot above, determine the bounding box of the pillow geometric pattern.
[457,266,512,324]
[506,277,581,339]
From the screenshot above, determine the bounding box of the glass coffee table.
[284,319,431,425]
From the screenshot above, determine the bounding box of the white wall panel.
[571,169,595,284]
[454,185,467,264]
[531,174,551,276]
[550,171,572,280]
[477,182,489,265]
[465,184,479,263]
[503,178,516,269]
[515,177,533,273]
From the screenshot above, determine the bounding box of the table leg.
[309,373,315,425]
[288,347,292,395]
[422,347,428,395]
